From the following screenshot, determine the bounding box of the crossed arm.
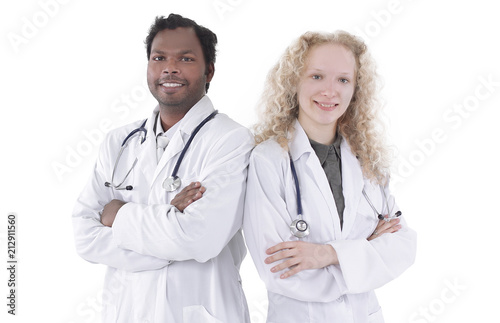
[264,216,401,279]
[100,182,206,227]
[74,125,253,271]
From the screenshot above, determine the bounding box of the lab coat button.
[336,295,344,303]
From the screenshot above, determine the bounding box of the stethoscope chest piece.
[290,217,309,238]
[163,176,181,192]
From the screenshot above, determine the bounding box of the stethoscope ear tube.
[363,187,401,222]
[104,119,147,191]
[121,119,148,146]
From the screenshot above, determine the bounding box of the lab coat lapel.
[134,109,160,186]
[152,96,216,184]
[153,130,184,181]
[290,121,342,239]
[339,139,364,238]
[306,153,343,239]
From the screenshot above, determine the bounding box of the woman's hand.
[265,241,338,279]
[367,217,401,241]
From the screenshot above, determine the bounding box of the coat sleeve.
[243,146,349,303]
[111,127,253,263]
[328,184,417,294]
[72,131,171,272]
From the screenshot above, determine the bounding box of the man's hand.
[171,182,206,212]
[101,199,126,227]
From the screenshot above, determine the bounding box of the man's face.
[147,27,214,114]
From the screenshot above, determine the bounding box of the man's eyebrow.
[178,49,196,55]
[151,49,197,55]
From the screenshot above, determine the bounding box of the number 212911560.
[7,214,16,259]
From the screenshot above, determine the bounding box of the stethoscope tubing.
[289,149,400,238]
[170,110,218,178]
[105,111,218,191]
[121,119,147,147]
[289,154,303,217]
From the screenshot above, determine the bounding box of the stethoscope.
[104,110,218,191]
[104,119,147,191]
[288,154,401,238]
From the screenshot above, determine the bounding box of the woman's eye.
[340,78,349,84]
[312,75,321,80]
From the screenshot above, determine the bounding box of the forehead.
[151,27,203,54]
[304,43,356,74]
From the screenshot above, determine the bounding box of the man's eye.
[152,56,164,61]
[181,57,193,62]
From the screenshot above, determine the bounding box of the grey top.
[309,134,345,229]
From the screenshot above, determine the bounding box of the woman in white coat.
[243,31,417,323]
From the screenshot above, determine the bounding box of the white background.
[1,0,499,322]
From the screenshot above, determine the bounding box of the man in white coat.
[72,14,253,322]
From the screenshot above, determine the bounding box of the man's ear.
[206,62,215,83]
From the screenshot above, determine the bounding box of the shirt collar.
[151,95,215,141]
[289,119,342,161]
[309,133,342,164]
[154,112,180,139]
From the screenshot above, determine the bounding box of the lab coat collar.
[175,95,216,138]
[149,95,215,141]
[289,120,314,162]
[147,95,216,185]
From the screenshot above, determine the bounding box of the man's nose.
[162,58,179,74]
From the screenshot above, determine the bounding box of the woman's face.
[297,43,356,141]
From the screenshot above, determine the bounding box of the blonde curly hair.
[254,31,392,184]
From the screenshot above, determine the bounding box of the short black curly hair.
[145,14,217,92]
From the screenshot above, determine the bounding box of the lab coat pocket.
[183,305,223,323]
[354,203,379,239]
[354,185,382,239]
[368,307,384,323]
[110,169,142,203]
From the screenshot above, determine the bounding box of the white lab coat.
[243,120,417,323]
[73,96,253,323]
